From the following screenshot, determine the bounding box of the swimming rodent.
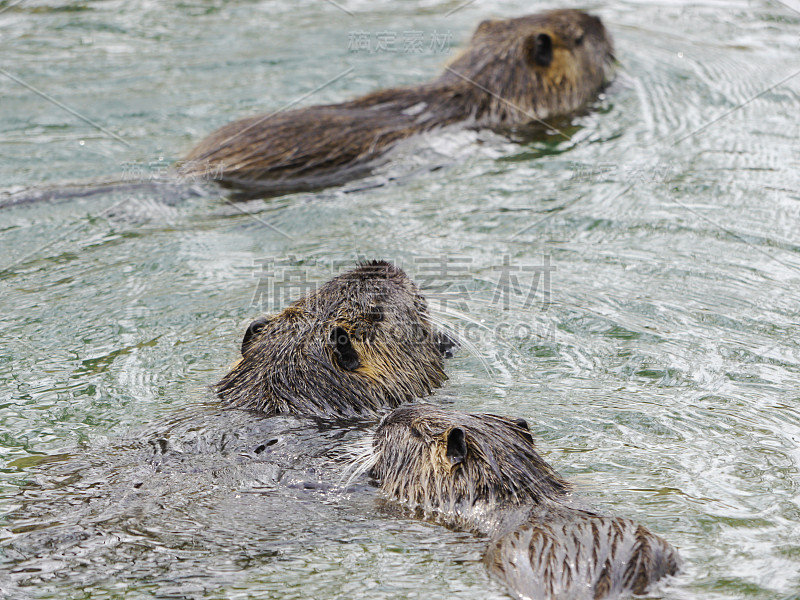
[365,404,680,600]
[2,10,614,208]
[182,9,615,196]
[216,261,456,419]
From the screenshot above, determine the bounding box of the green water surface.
[1,0,799,598]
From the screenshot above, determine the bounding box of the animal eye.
[241,316,270,355]
[330,326,360,371]
[575,33,585,45]
[527,32,553,68]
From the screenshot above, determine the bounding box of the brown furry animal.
[216,261,454,419]
[365,404,680,600]
[182,9,615,195]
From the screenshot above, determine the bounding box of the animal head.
[441,9,615,123]
[371,404,570,513]
[216,261,453,418]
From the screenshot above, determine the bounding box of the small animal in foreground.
[365,404,680,600]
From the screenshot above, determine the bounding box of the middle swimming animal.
[216,261,456,419]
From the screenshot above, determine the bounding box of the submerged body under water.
[1,1,800,599]
[2,410,401,598]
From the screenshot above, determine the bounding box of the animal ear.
[445,427,467,466]
[241,316,271,355]
[475,19,497,37]
[330,326,360,371]
[513,418,535,445]
[526,32,553,68]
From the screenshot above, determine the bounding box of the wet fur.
[182,10,614,194]
[216,261,451,419]
[369,405,680,600]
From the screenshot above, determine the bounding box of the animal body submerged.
[182,10,615,195]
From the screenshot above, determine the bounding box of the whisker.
[336,434,378,492]
[426,291,561,312]
[429,305,493,333]
[429,306,544,373]
[426,313,495,377]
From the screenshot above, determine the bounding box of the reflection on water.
[1,1,800,598]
